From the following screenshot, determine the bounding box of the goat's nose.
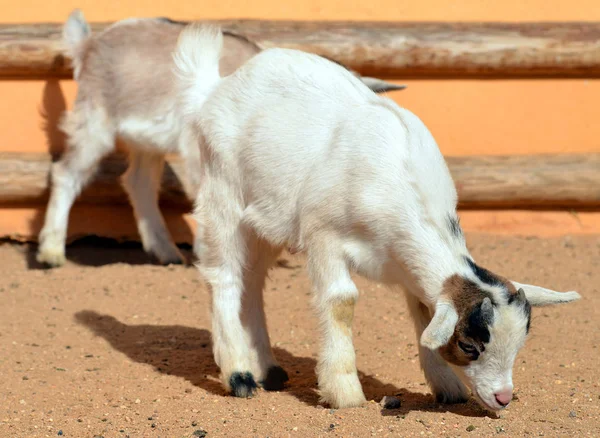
[494,390,513,407]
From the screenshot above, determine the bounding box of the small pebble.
[192,421,198,427]
[380,396,401,410]
[192,430,207,437]
[569,411,577,418]
[466,425,476,432]
[151,423,156,428]
[57,431,63,436]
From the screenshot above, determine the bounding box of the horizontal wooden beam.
[0,152,192,208]
[0,152,598,209]
[2,21,600,79]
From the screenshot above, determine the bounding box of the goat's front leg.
[405,294,468,404]
[240,237,288,390]
[308,247,366,408]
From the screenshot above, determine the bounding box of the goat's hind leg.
[122,149,184,265]
[37,106,115,267]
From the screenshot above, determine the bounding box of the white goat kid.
[37,9,403,268]
[174,24,581,410]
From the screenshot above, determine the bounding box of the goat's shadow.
[74,310,492,418]
[24,236,196,270]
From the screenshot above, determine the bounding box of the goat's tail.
[62,9,91,78]
[173,23,223,120]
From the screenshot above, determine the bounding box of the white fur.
[173,24,223,120]
[175,24,581,410]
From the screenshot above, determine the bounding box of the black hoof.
[261,366,289,391]
[229,372,258,398]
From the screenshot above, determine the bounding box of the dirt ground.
[1,234,598,437]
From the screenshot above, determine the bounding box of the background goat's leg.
[37,106,115,267]
[122,150,184,265]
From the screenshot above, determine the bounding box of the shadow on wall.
[74,310,493,418]
[26,80,195,269]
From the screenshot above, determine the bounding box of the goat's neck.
[395,227,471,309]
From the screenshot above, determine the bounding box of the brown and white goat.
[37,9,404,267]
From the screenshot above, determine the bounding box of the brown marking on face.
[438,275,493,366]
[331,298,356,336]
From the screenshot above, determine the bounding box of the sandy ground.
[0,234,598,437]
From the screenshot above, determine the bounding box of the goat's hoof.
[36,247,66,268]
[150,250,186,266]
[435,392,469,404]
[319,373,367,408]
[229,372,258,398]
[261,366,289,391]
[163,257,185,266]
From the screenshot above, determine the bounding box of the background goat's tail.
[63,9,91,79]
[173,23,223,120]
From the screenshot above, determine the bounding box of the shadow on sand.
[74,310,493,418]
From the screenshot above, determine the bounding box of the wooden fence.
[1,20,599,212]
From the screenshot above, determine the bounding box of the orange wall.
[1,0,599,241]
[4,0,600,22]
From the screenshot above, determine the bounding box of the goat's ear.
[420,302,458,350]
[360,77,407,94]
[511,281,581,307]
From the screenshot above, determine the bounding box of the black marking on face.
[509,288,532,333]
[466,301,492,344]
[439,276,498,366]
[465,257,504,288]
[448,215,463,239]
[524,300,532,333]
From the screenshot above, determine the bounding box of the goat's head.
[420,263,580,411]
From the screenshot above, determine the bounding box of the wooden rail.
[0,152,598,209]
[2,21,600,79]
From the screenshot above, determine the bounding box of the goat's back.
[75,18,260,122]
[198,48,456,248]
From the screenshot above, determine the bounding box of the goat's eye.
[458,341,477,354]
